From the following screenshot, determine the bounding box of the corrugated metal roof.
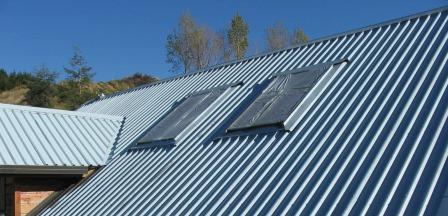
[0,103,124,167]
[41,7,448,215]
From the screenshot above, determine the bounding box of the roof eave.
[0,165,89,175]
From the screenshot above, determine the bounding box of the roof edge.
[104,116,127,163]
[0,103,123,122]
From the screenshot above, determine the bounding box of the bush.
[24,66,58,107]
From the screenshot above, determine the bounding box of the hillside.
[0,72,158,110]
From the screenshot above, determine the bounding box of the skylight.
[138,82,242,146]
[228,59,347,132]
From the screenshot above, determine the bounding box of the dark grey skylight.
[228,59,347,132]
[138,82,242,145]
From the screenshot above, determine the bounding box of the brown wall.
[17,191,54,216]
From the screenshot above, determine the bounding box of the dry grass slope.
[0,86,28,105]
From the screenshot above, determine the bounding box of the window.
[138,82,241,145]
[228,59,347,132]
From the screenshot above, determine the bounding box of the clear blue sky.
[1,0,446,81]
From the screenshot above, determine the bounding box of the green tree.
[2,71,35,91]
[291,28,309,46]
[266,22,290,51]
[166,13,222,73]
[25,65,58,107]
[64,46,94,94]
[0,69,8,92]
[228,13,249,60]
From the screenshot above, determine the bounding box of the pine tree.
[64,46,94,94]
[228,13,249,60]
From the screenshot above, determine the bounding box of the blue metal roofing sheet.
[42,7,448,215]
[0,103,124,166]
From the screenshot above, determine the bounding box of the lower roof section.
[0,103,124,167]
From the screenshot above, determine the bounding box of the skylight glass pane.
[138,88,225,144]
[228,60,344,132]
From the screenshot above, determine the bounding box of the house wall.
[1,175,82,216]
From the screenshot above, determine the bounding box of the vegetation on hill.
[0,68,157,110]
[0,48,158,110]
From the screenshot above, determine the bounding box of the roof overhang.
[0,165,89,175]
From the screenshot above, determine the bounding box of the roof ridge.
[83,5,448,105]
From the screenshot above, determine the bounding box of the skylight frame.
[282,59,348,131]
